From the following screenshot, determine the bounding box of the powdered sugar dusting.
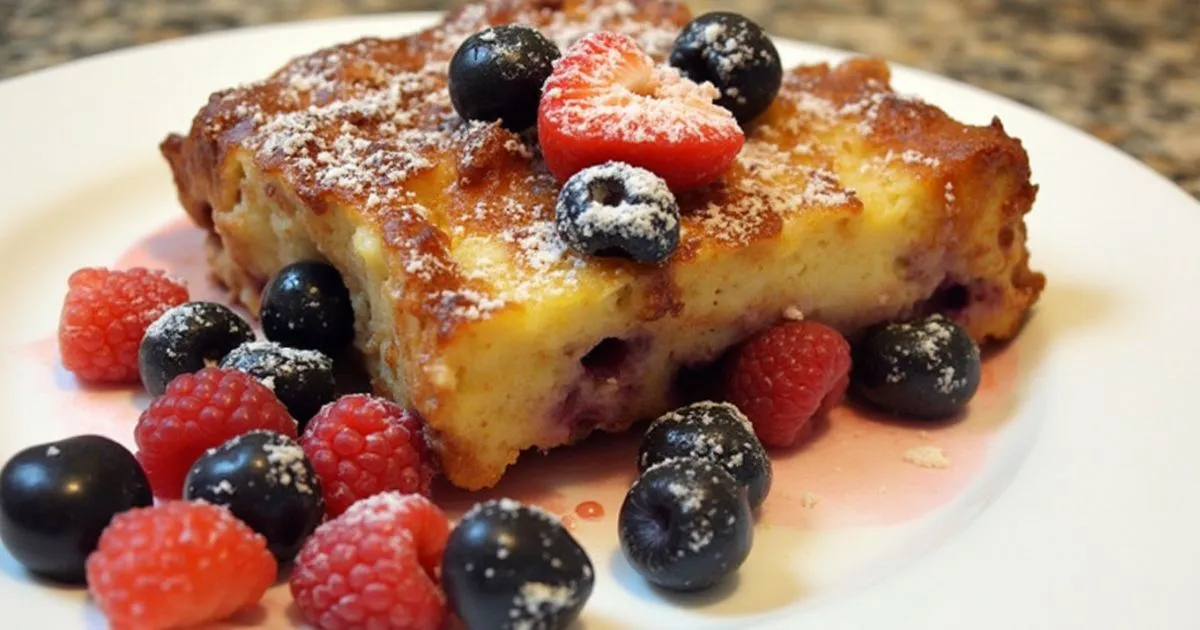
[196,2,691,327]
[802,168,855,206]
[483,218,586,303]
[688,140,859,247]
[635,458,748,575]
[221,340,331,383]
[556,162,679,258]
[453,120,538,185]
[640,402,771,508]
[783,73,926,139]
[464,497,561,526]
[653,401,752,430]
[504,220,574,274]
[144,302,211,342]
[261,437,316,495]
[686,17,775,105]
[665,479,704,513]
[541,33,738,145]
[193,430,318,496]
[436,287,508,321]
[883,314,976,394]
[451,498,593,628]
[254,77,441,194]
[510,582,585,629]
[144,302,251,362]
[329,490,434,530]
[194,0,933,329]
[543,0,677,58]
[857,148,942,176]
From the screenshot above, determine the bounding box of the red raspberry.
[86,501,276,630]
[725,319,852,448]
[300,394,436,518]
[290,492,450,630]
[57,267,188,383]
[538,32,745,191]
[135,367,297,498]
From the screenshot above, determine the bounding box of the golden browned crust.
[162,0,692,331]
[162,0,1043,489]
[763,58,1045,341]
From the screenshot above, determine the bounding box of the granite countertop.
[2,0,1197,198]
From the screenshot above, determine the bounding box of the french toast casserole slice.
[161,0,1045,490]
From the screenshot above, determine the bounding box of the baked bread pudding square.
[161,0,1044,490]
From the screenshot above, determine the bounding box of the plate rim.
[0,10,1199,630]
[1,11,1194,206]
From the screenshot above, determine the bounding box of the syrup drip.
[575,500,605,521]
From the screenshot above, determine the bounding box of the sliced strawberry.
[537,32,745,192]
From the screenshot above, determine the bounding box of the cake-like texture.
[161,0,1044,490]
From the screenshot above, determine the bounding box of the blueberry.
[619,458,753,592]
[0,435,152,583]
[639,401,772,510]
[442,499,594,630]
[183,430,323,564]
[139,301,256,397]
[852,314,982,419]
[555,162,681,264]
[670,12,783,124]
[260,261,355,357]
[449,25,561,132]
[219,340,335,428]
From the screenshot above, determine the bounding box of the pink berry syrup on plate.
[17,217,1021,529]
[8,217,1023,626]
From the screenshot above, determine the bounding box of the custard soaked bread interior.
[161,0,1044,490]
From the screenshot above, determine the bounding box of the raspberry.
[135,367,298,499]
[85,501,276,630]
[290,492,450,630]
[57,267,188,383]
[300,394,436,518]
[725,320,852,447]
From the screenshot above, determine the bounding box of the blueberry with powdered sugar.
[449,24,561,132]
[184,430,323,564]
[619,457,753,592]
[639,401,772,510]
[670,12,783,125]
[138,301,256,397]
[442,498,594,630]
[555,162,681,264]
[851,313,982,419]
[220,340,335,428]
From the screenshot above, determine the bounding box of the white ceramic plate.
[2,12,1200,630]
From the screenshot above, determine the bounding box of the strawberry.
[537,32,744,192]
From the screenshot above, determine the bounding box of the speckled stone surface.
[2,0,1197,197]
